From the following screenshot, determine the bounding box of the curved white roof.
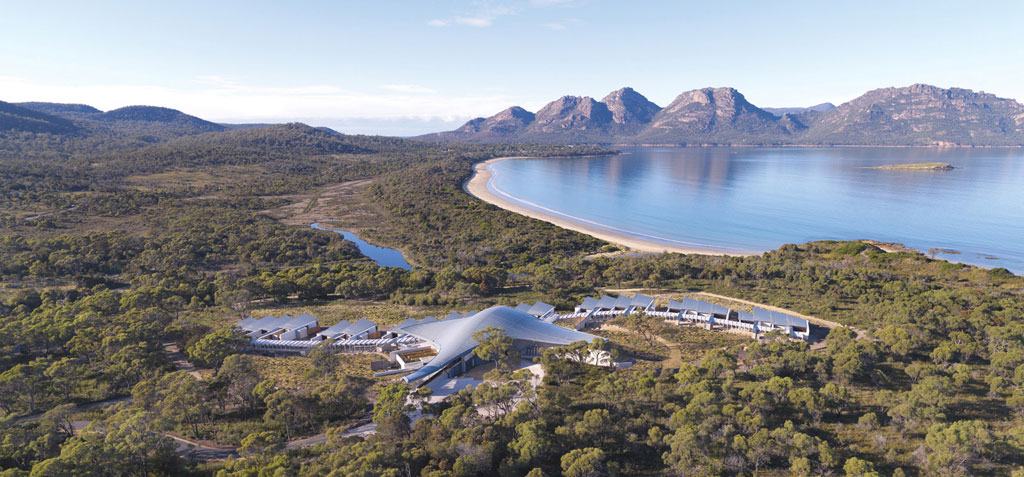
[400,305,599,384]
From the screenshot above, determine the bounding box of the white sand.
[464,157,757,257]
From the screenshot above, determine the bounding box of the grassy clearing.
[124,166,269,191]
[657,323,751,357]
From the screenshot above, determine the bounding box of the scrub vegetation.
[2,121,1024,476]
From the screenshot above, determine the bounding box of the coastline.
[464,157,758,257]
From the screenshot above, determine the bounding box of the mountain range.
[4,83,1024,147]
[420,84,1024,146]
[0,100,234,140]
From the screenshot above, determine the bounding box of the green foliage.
[560,447,607,477]
[372,382,411,441]
[833,241,871,256]
[306,341,340,378]
[186,327,249,369]
[472,326,521,371]
[843,457,879,476]
[924,420,994,475]
[3,112,1024,476]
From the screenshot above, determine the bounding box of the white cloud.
[192,75,240,88]
[0,75,525,124]
[430,2,516,28]
[427,2,581,29]
[454,16,495,27]
[379,84,437,94]
[530,0,584,6]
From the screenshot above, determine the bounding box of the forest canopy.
[1,118,1023,476]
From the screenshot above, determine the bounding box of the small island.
[868,162,956,170]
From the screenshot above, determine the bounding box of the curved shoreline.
[464,157,758,257]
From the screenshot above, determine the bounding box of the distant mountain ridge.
[93,105,227,135]
[0,101,407,160]
[763,103,836,117]
[165,122,370,155]
[17,102,103,120]
[0,101,80,134]
[1,102,231,140]
[5,84,1024,146]
[421,84,1024,146]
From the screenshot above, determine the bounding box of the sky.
[2,0,1023,135]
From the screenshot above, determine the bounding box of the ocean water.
[311,223,413,270]
[486,147,1024,273]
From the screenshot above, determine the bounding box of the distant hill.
[167,122,371,155]
[437,106,536,142]
[3,101,234,141]
[218,122,280,130]
[0,97,425,161]
[16,102,102,120]
[420,84,1024,146]
[0,101,80,134]
[94,105,226,135]
[763,102,836,117]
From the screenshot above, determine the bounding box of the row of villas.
[569,294,811,339]
[231,295,813,387]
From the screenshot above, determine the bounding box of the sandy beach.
[464,157,758,257]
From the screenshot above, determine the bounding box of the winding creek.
[311,223,412,270]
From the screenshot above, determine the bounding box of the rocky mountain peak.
[651,87,777,132]
[419,84,1024,146]
[456,106,535,134]
[601,87,661,124]
[805,84,1024,145]
[532,96,613,131]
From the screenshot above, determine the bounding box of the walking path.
[692,292,840,329]
[161,340,203,379]
[167,433,239,460]
[693,292,867,341]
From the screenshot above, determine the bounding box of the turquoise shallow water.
[487,147,1024,273]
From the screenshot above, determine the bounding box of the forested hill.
[2,101,228,143]
[0,101,80,134]
[92,105,227,135]
[421,83,1024,146]
[163,123,373,156]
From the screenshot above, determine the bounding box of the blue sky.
[2,0,1022,135]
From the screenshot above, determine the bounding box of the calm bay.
[486,147,1024,273]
